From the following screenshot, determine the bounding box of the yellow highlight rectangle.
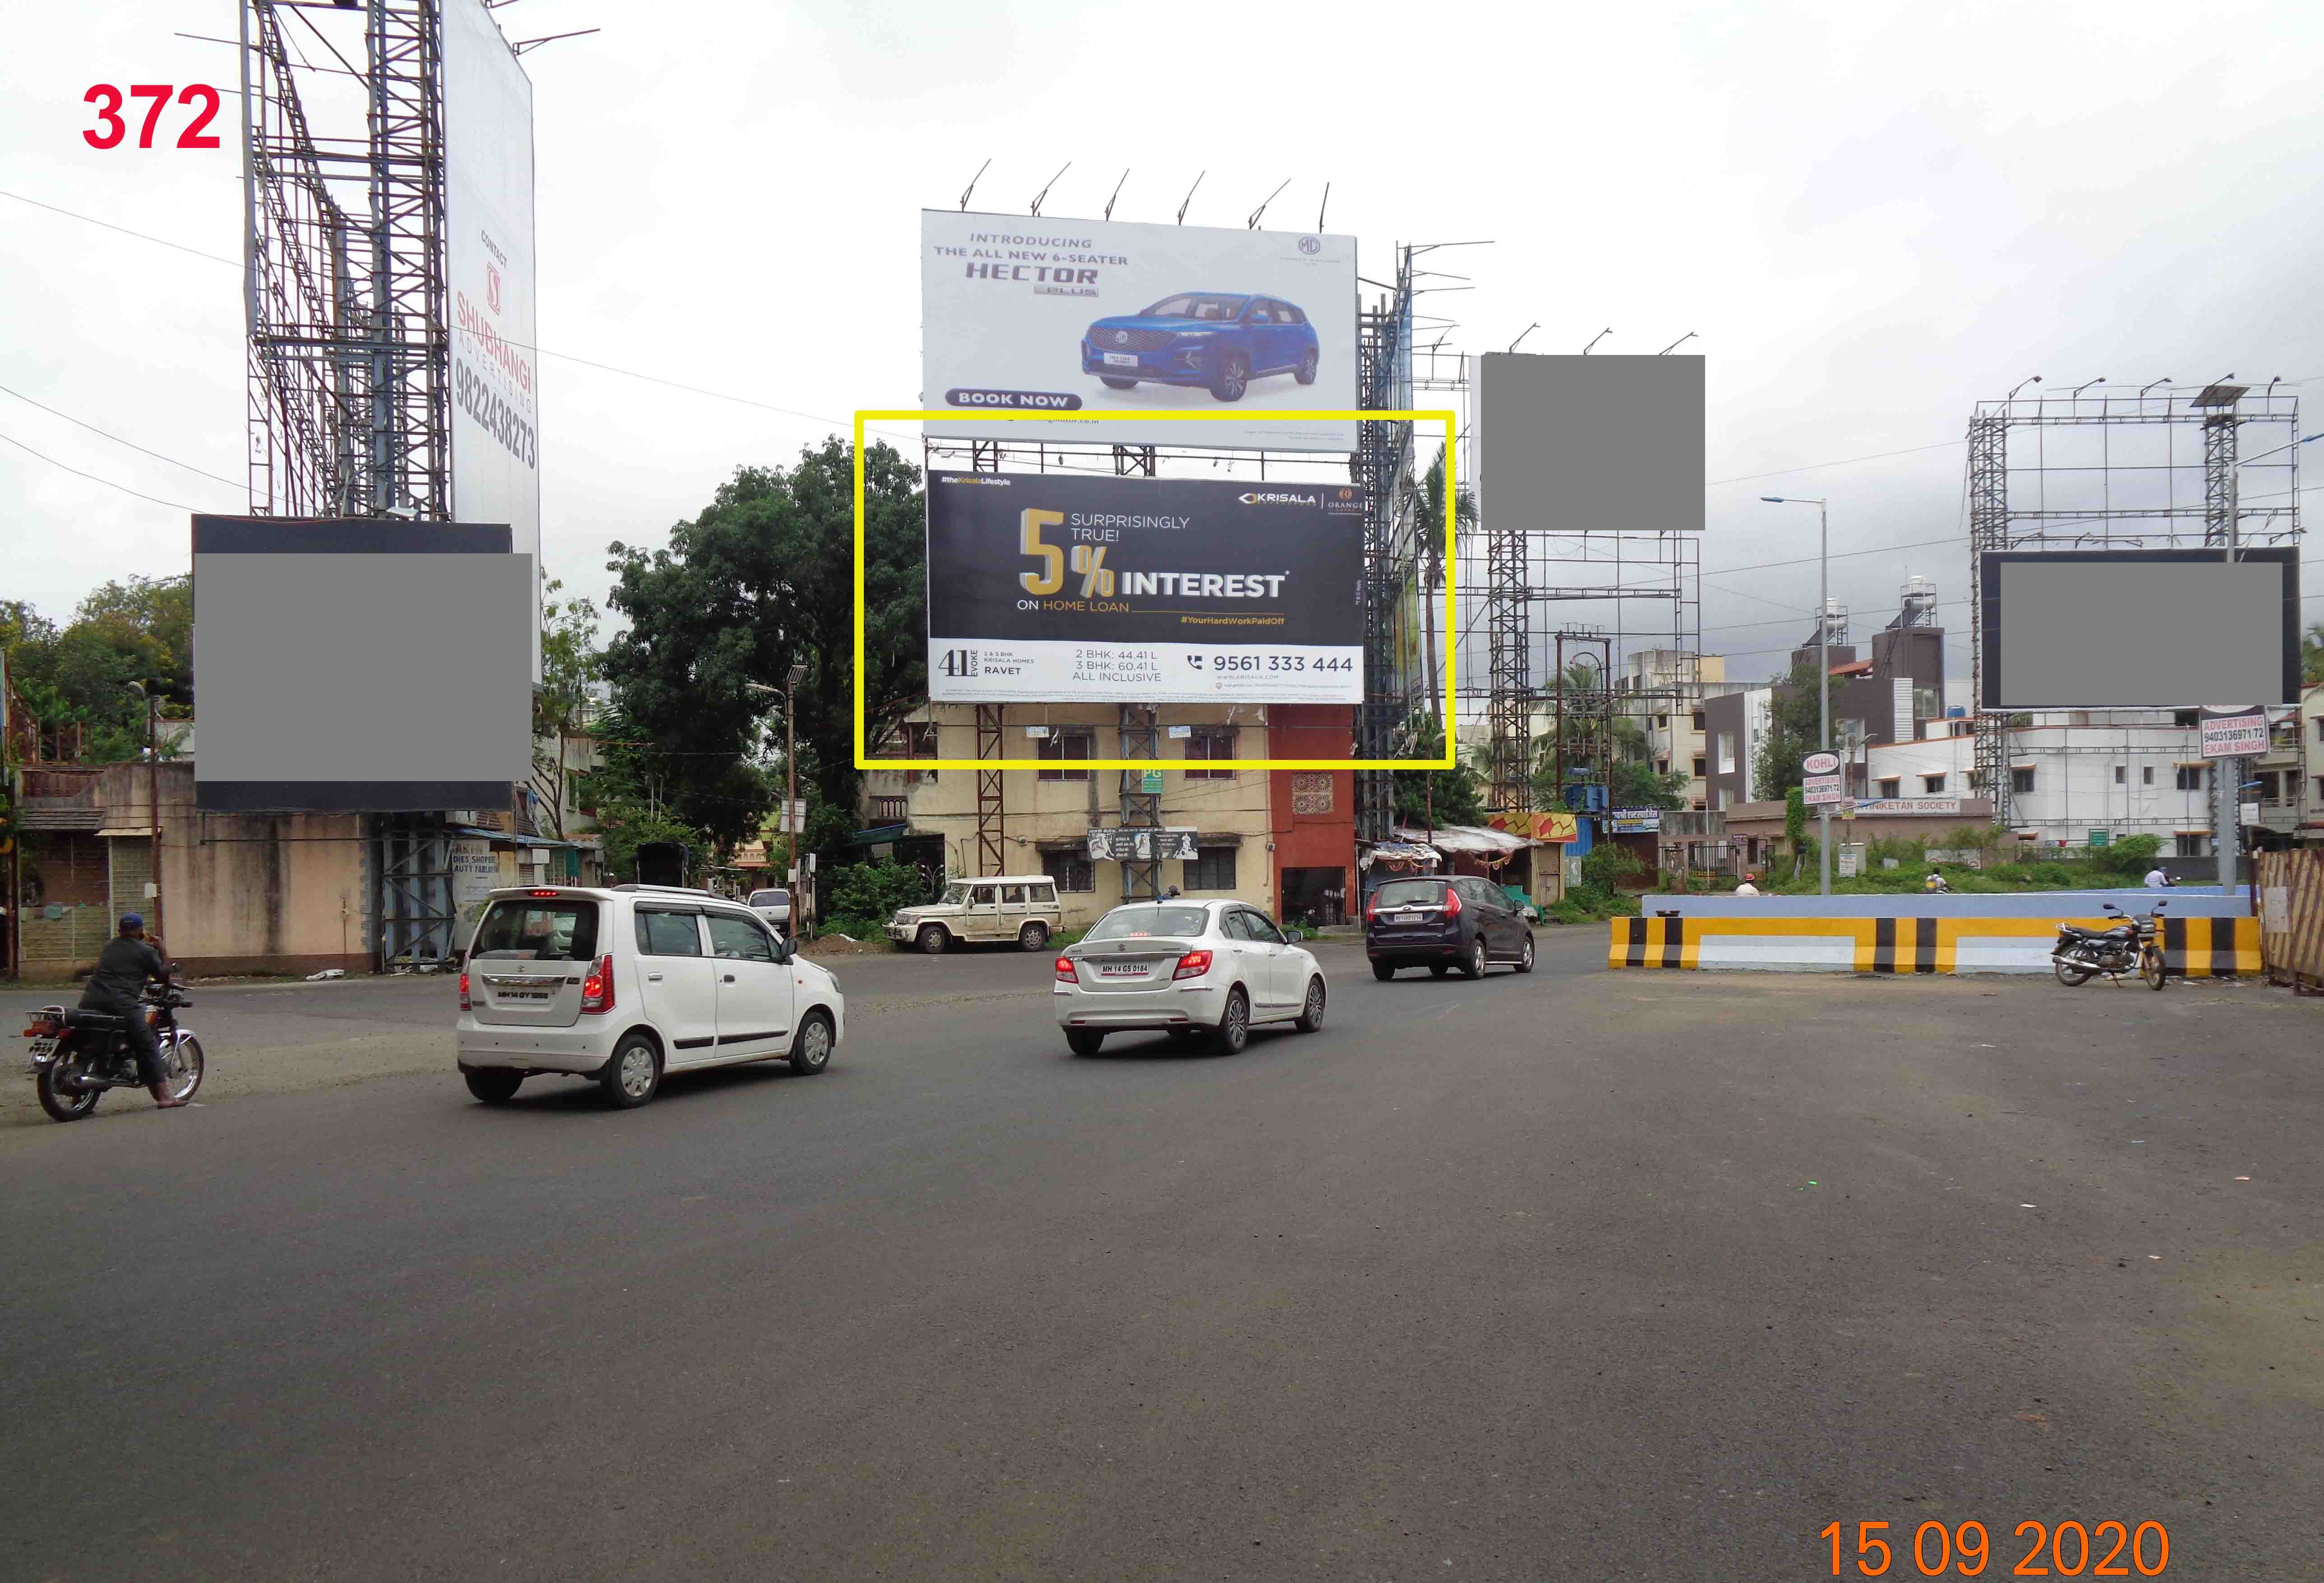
[852,409,1458,772]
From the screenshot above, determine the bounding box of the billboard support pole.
[1119,706,1161,901]
[2213,404,2241,892]
[975,705,1004,878]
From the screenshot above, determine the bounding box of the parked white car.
[455,884,846,1108]
[747,887,793,934]
[888,875,1063,953]
[1052,897,1327,1056]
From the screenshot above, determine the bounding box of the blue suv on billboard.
[1081,293,1320,403]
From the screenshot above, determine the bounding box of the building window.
[1653,715,1669,730]
[2315,718,2324,744]
[1691,755,1707,778]
[2114,765,2126,785]
[1041,852,1095,893]
[902,722,939,757]
[2259,772,2281,805]
[2141,765,2154,786]
[1038,729,1095,782]
[2175,833,2207,858]
[1185,846,1237,891]
[2314,775,2324,803]
[1716,732,1736,774]
[1185,728,1236,780]
[2011,766,2036,794]
[2174,764,2205,792]
[1690,710,1706,732]
[872,796,908,823]
[1291,772,1334,814]
[1877,778,1900,799]
[1923,773,1946,794]
[2173,710,2200,728]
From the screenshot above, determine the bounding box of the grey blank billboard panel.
[1477,353,1704,533]
[193,517,532,810]
[1980,550,2298,709]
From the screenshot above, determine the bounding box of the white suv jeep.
[455,884,846,1109]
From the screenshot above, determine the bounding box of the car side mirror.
[772,937,794,964]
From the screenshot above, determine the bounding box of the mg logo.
[1299,235,1322,255]
[485,262,502,315]
[1112,330,1128,345]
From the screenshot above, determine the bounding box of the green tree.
[1754,659,1826,801]
[530,580,602,841]
[1393,712,1487,827]
[601,438,926,851]
[824,858,931,934]
[2303,622,2324,685]
[1420,443,1477,589]
[0,577,192,762]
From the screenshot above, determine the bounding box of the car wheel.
[790,1010,834,1074]
[1210,351,1249,402]
[1463,938,1488,979]
[917,924,949,956]
[1212,988,1250,1054]
[1515,934,1536,974]
[1066,1028,1105,1056]
[463,1068,523,1104]
[1018,921,1049,951]
[599,1034,662,1109]
[1099,375,1138,390]
[1371,960,1396,981]
[1295,976,1326,1032]
[1294,347,1319,385]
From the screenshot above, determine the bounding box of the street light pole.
[126,681,163,942]
[1762,497,1832,895]
[786,662,807,928]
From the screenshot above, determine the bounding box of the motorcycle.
[22,976,204,1122]
[2052,901,2167,991]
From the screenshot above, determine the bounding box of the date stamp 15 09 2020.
[1821,1519,2171,1577]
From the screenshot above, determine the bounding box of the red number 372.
[84,85,222,150]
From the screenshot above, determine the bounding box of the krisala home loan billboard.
[925,472,1365,704]
[921,212,1357,451]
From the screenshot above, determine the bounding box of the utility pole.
[1761,496,1832,895]
[126,681,164,943]
[786,663,806,929]
[2216,462,2240,892]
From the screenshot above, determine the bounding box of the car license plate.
[27,1036,56,1059]
[501,988,552,1002]
[1103,352,1138,367]
[1095,962,1148,979]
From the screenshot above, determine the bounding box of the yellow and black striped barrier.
[1608,913,2259,976]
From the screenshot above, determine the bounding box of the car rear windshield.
[1086,906,1211,940]
[748,890,790,907]
[469,900,600,962]
[1371,879,1448,908]
[1142,293,1245,321]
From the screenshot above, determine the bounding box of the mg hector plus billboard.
[922,212,1358,451]
[443,0,541,673]
[925,471,1365,704]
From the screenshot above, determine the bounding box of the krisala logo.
[1015,510,1286,603]
[1236,491,1318,506]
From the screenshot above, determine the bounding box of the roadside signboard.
[2089,829,2110,848]
[1803,772,1845,806]
[1837,845,1863,877]
[2198,708,2269,759]
[1085,827,1199,861]
[1608,807,1663,833]
[1850,797,1962,816]
[1802,751,1841,776]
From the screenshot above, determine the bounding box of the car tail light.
[1364,894,1379,922]
[579,953,615,1014]
[459,971,471,1011]
[529,888,560,898]
[1055,955,1078,982]
[1441,886,1462,918]
[1173,949,1213,980]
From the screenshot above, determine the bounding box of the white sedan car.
[1052,897,1327,1056]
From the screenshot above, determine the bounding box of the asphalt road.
[3,934,2318,1580]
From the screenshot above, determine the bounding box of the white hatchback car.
[456,884,846,1108]
[1052,897,1327,1056]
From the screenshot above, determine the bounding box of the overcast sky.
[5,0,2320,687]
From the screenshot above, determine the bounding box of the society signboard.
[921,212,1357,451]
[1608,808,1664,833]
[443,0,540,676]
[924,470,1365,703]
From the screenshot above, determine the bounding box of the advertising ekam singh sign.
[924,471,1365,704]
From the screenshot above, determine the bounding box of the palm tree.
[1420,443,1477,591]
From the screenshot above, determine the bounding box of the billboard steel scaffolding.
[1964,381,2303,828]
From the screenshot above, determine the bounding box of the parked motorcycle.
[22,977,204,1122]
[2052,902,2167,991]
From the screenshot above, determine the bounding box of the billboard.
[191,517,532,811]
[443,0,540,675]
[924,470,1364,703]
[1476,353,1705,532]
[1979,549,2299,709]
[921,212,1357,451]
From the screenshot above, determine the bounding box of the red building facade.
[1267,705,1357,926]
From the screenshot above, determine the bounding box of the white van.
[885,875,1064,954]
[455,884,846,1109]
